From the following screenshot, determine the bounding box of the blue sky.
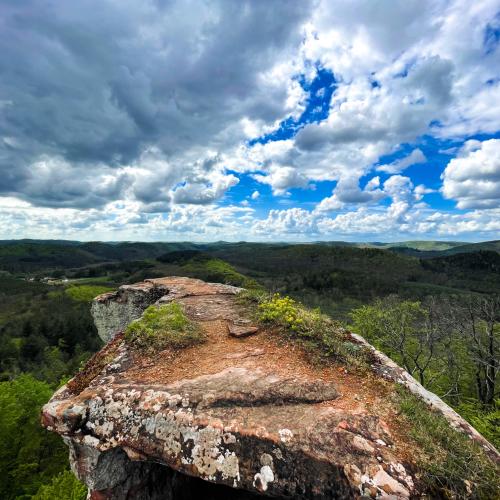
[0,0,499,242]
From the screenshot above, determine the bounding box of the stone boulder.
[42,277,499,499]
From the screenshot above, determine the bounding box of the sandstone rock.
[228,323,259,338]
[91,281,167,342]
[42,277,499,499]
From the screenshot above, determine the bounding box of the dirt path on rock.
[120,293,415,465]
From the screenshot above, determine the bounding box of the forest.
[0,239,498,498]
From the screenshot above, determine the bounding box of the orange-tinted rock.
[42,277,498,499]
[228,323,259,338]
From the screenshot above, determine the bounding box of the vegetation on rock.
[125,303,204,351]
[396,388,500,499]
[249,292,371,366]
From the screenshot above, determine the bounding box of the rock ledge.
[42,277,498,499]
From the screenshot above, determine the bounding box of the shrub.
[456,399,500,449]
[255,293,371,366]
[125,303,204,351]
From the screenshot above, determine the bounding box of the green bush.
[32,470,86,500]
[258,294,304,331]
[255,293,371,366]
[397,388,500,498]
[125,303,204,351]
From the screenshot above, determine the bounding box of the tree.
[350,298,447,387]
[441,295,499,405]
[32,470,86,500]
[0,375,68,499]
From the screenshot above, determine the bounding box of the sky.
[0,0,500,242]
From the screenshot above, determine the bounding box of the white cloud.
[1,0,499,241]
[377,148,427,174]
[253,208,317,235]
[316,175,385,212]
[172,173,239,205]
[253,166,309,195]
[441,139,500,208]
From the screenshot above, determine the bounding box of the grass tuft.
[125,302,204,351]
[396,387,500,499]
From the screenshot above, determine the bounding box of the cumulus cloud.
[377,149,427,174]
[441,139,500,208]
[172,173,239,205]
[316,176,385,212]
[0,0,313,207]
[1,0,499,241]
[253,208,317,235]
[253,166,309,195]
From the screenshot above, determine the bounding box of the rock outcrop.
[42,277,499,499]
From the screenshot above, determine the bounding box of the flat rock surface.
[41,277,496,499]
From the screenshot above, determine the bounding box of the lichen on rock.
[42,276,499,499]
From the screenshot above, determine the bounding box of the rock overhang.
[42,276,499,499]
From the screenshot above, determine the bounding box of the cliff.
[42,277,499,499]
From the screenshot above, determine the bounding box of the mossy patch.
[242,291,372,367]
[125,302,204,351]
[396,387,500,499]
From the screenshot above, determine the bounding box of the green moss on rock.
[125,302,204,351]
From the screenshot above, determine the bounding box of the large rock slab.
[91,277,241,342]
[43,277,498,499]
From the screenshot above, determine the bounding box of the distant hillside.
[0,239,498,299]
[439,240,500,256]
[0,241,200,273]
[0,242,100,272]
[373,240,466,251]
[378,240,500,258]
[78,241,199,262]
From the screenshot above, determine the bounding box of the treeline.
[0,241,499,497]
[350,294,499,447]
[0,277,102,498]
[0,280,101,384]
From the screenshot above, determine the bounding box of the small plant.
[258,294,304,331]
[256,293,371,366]
[396,387,500,498]
[33,470,87,500]
[125,302,204,351]
[236,287,267,306]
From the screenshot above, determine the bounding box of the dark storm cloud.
[0,0,313,207]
